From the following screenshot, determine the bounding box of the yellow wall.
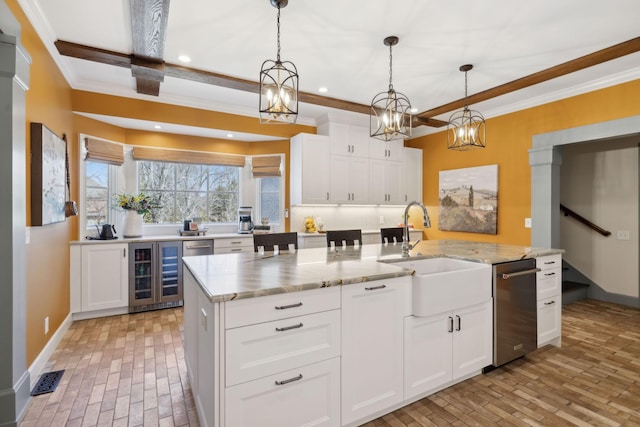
[407,79,640,245]
[9,0,640,368]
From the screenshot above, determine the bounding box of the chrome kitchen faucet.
[402,201,431,257]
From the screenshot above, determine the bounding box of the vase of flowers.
[116,193,157,238]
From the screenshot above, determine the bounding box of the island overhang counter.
[182,239,563,427]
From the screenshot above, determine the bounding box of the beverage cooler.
[129,241,183,312]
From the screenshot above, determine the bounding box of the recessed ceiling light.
[411,107,418,113]
[154,125,162,129]
[178,55,191,63]
[318,87,328,93]
[227,133,233,138]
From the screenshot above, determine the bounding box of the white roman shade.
[252,155,282,177]
[132,146,246,167]
[85,137,124,165]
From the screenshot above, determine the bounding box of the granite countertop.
[70,232,251,245]
[183,239,563,303]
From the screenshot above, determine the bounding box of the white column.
[0,1,32,425]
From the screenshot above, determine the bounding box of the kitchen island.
[183,240,563,427]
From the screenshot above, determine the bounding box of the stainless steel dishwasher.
[183,239,214,257]
[489,259,540,369]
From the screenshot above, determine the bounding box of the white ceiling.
[18,0,640,141]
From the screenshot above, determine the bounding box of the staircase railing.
[560,204,611,237]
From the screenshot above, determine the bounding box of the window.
[259,176,281,224]
[138,160,240,223]
[84,160,110,227]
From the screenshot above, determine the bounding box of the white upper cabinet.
[327,122,370,158]
[403,147,423,203]
[290,133,331,205]
[370,139,404,161]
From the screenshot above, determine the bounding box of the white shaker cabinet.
[290,133,332,205]
[76,243,129,313]
[404,300,492,400]
[330,154,370,204]
[370,157,404,204]
[536,254,562,347]
[403,147,423,203]
[341,276,411,425]
[370,139,403,162]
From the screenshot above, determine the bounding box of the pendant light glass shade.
[447,64,486,150]
[259,0,298,124]
[370,36,412,141]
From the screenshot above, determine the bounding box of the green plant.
[115,192,159,215]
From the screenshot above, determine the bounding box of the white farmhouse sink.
[394,258,492,317]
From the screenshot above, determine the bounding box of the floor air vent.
[31,370,65,396]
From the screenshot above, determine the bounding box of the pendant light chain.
[388,43,393,91]
[276,4,281,62]
[464,68,468,106]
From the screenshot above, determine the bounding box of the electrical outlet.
[379,216,385,224]
[525,218,532,228]
[44,316,49,335]
[617,230,630,240]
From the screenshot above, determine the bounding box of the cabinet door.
[385,160,404,204]
[403,147,423,203]
[197,290,219,427]
[290,134,331,205]
[349,156,370,203]
[158,241,183,303]
[81,243,128,311]
[129,242,155,307]
[538,296,561,346]
[226,357,340,427]
[183,269,198,392]
[341,278,410,425]
[370,140,403,161]
[330,155,352,203]
[404,314,453,399]
[452,300,493,379]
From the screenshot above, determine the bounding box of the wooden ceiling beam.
[129,0,170,96]
[417,36,640,120]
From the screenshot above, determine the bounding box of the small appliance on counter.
[86,224,118,240]
[238,206,254,234]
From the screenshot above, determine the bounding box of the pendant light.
[370,36,412,141]
[259,0,298,124]
[447,64,486,150]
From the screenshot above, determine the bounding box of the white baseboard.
[28,313,73,390]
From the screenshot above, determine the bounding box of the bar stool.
[380,227,404,244]
[253,232,298,252]
[326,229,362,247]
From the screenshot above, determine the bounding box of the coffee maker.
[238,206,254,234]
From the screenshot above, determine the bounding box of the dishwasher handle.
[501,268,541,280]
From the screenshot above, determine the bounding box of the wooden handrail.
[560,204,612,237]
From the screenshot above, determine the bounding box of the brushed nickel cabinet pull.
[544,261,556,265]
[230,248,242,252]
[275,302,303,310]
[275,374,303,386]
[275,322,303,332]
[544,272,556,276]
[364,284,387,291]
[544,300,556,306]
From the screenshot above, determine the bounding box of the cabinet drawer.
[215,237,253,249]
[536,268,561,300]
[225,286,341,329]
[226,357,340,427]
[536,254,561,271]
[226,309,340,386]
[537,295,561,346]
[215,246,253,254]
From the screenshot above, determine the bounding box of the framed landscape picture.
[439,164,498,234]
[31,122,66,226]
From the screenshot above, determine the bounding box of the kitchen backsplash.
[291,205,408,232]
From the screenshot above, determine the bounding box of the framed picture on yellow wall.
[439,164,498,234]
[31,122,66,226]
